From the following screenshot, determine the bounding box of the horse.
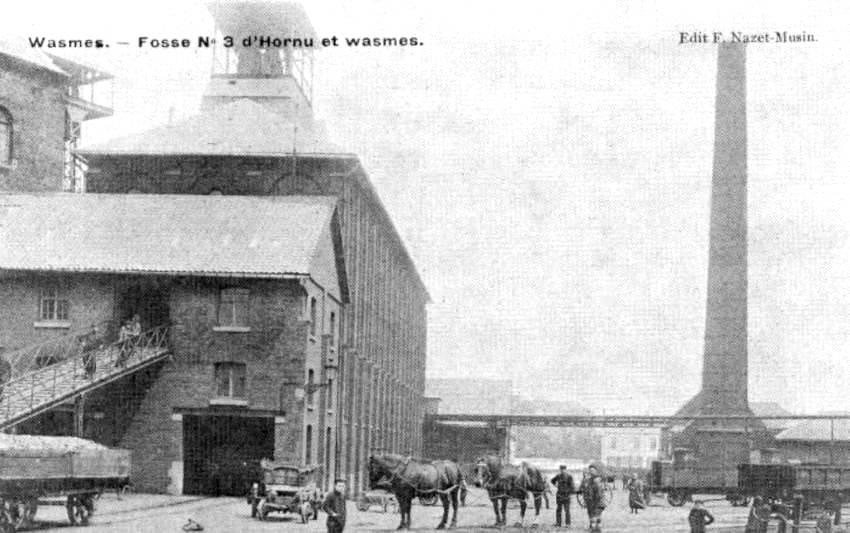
[369,454,463,530]
[473,455,547,527]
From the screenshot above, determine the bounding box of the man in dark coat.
[322,479,347,533]
[551,465,575,527]
[689,500,715,533]
[582,464,606,532]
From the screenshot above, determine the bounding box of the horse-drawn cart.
[0,435,130,532]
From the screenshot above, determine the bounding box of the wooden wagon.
[0,441,130,532]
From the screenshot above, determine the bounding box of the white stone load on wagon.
[0,434,130,481]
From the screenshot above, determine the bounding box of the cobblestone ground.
[24,489,848,532]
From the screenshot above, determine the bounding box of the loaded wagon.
[738,463,850,527]
[0,435,130,532]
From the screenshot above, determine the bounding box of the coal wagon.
[738,463,850,527]
[0,435,130,532]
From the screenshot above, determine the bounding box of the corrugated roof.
[76,99,352,158]
[776,415,850,442]
[0,193,338,279]
[0,40,68,76]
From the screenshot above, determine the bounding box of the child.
[689,500,714,533]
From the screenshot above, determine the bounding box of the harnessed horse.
[473,455,546,527]
[369,454,463,530]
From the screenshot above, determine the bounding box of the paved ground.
[22,488,847,532]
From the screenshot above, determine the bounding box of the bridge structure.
[425,413,850,464]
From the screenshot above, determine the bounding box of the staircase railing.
[0,324,171,424]
[3,320,114,379]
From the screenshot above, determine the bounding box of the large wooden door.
[183,414,275,496]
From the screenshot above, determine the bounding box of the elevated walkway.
[0,325,170,430]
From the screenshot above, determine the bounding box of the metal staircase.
[0,325,171,430]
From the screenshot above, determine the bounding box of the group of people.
[548,463,608,531]
[548,465,714,532]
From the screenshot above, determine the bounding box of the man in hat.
[582,464,606,532]
[322,478,347,533]
[551,465,575,527]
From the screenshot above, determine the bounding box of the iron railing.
[4,320,113,379]
[0,325,170,428]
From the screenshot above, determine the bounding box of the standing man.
[322,479,347,533]
[689,500,714,532]
[582,464,606,532]
[551,465,575,527]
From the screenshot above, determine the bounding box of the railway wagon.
[738,463,850,526]
[649,459,749,507]
[0,436,130,532]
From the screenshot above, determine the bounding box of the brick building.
[0,193,347,494]
[0,2,428,495]
[0,41,112,192]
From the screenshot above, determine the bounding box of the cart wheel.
[666,491,688,507]
[66,495,93,526]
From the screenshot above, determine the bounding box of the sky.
[4,1,850,415]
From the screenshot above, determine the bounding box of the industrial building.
[0,1,428,496]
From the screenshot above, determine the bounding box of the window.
[609,437,617,450]
[305,424,313,465]
[307,368,315,407]
[329,311,336,346]
[632,437,641,450]
[649,437,658,451]
[325,428,332,481]
[327,378,333,408]
[218,288,249,327]
[0,107,12,165]
[39,287,69,321]
[215,362,246,398]
[309,297,317,336]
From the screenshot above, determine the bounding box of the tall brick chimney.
[676,43,755,419]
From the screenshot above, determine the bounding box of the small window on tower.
[0,107,13,166]
[309,297,317,337]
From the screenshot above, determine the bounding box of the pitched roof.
[750,402,794,431]
[0,193,343,287]
[76,99,352,158]
[776,415,850,442]
[0,40,68,76]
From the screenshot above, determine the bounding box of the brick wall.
[85,153,430,493]
[119,277,314,493]
[0,57,66,191]
[0,272,114,353]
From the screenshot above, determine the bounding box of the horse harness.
[385,456,458,496]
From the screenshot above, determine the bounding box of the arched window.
[329,311,336,346]
[307,368,315,407]
[305,424,313,465]
[0,107,12,166]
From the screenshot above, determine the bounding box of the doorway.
[182,414,275,496]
